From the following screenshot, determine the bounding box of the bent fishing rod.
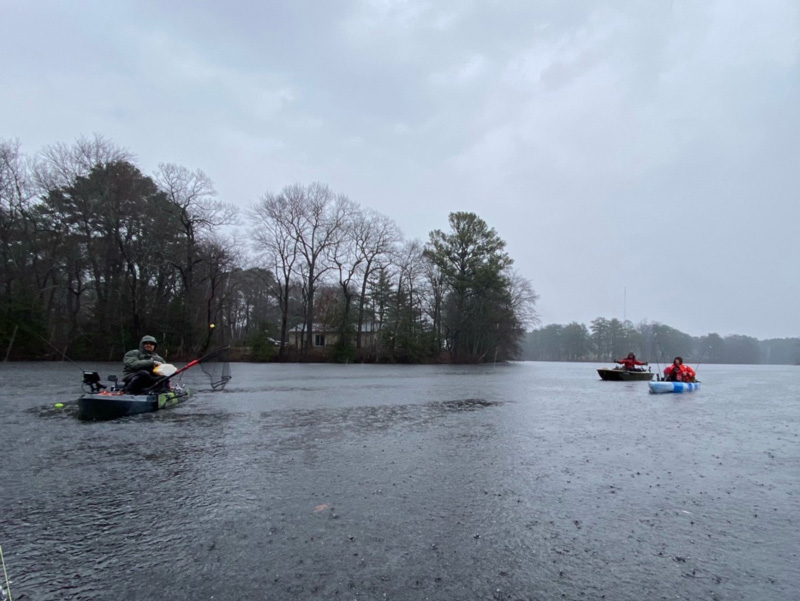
[0,542,13,601]
[145,345,230,393]
[10,323,87,372]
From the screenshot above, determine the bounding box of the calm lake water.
[1,361,798,601]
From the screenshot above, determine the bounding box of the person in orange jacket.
[663,356,696,382]
[615,352,647,371]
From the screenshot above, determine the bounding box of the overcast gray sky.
[2,0,798,339]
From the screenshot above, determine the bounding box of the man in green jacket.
[123,335,166,394]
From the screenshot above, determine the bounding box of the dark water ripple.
[1,362,798,600]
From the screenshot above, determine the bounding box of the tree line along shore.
[4,135,793,366]
[523,318,800,365]
[1,136,537,364]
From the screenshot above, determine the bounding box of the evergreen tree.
[424,212,529,362]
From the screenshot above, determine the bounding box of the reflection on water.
[1,362,798,600]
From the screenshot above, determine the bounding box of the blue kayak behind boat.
[648,381,700,394]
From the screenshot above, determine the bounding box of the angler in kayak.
[77,345,229,420]
[122,335,169,394]
[663,356,696,382]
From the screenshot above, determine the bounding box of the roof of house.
[288,322,382,333]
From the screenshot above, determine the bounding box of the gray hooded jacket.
[123,335,166,374]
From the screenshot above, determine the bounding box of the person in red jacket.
[663,356,696,382]
[616,352,647,371]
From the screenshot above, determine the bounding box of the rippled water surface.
[1,362,798,600]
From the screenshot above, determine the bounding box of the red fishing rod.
[145,345,230,393]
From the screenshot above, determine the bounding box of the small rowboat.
[78,387,193,420]
[648,381,700,394]
[597,367,654,381]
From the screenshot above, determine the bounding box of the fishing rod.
[650,329,664,381]
[691,345,709,383]
[696,343,710,371]
[0,542,13,601]
[16,327,103,397]
[10,325,107,403]
[10,324,86,371]
[145,345,230,393]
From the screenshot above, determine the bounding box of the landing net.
[200,347,232,391]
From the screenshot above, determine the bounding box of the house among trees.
[287,323,381,350]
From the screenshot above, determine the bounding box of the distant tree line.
[523,318,800,365]
[1,136,537,364]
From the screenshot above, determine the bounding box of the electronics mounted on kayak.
[81,371,105,393]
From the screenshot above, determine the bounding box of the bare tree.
[250,191,301,357]
[155,163,237,300]
[381,239,426,359]
[351,209,401,349]
[508,269,540,332]
[250,183,355,352]
[289,183,354,351]
[0,139,36,288]
[0,139,38,355]
[223,266,277,344]
[193,234,239,352]
[329,209,362,349]
[0,139,34,212]
[33,134,133,192]
[422,254,447,355]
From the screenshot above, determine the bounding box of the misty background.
[2,0,798,339]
